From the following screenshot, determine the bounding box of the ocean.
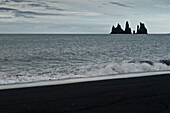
[0,34,170,84]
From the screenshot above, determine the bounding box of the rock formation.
[110,21,148,34]
[111,24,124,34]
[136,22,148,34]
[124,21,131,34]
[136,25,140,34]
[111,21,131,34]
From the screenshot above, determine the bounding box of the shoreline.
[0,72,170,113]
[1,71,170,90]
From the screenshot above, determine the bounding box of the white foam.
[1,71,170,90]
[68,62,170,77]
[0,62,170,85]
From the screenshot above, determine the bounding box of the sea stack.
[124,21,132,34]
[111,24,124,34]
[111,21,132,34]
[136,22,148,34]
[110,21,148,34]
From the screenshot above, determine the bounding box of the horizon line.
[0,33,169,35]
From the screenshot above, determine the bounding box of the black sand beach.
[0,74,170,113]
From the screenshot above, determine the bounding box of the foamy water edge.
[1,71,170,90]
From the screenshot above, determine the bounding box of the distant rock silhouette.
[124,21,132,34]
[136,25,140,34]
[111,24,124,34]
[110,21,148,34]
[136,22,148,34]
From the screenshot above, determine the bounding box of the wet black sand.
[0,74,170,113]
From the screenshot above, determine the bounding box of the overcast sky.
[0,0,170,34]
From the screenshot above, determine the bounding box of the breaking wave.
[0,60,170,84]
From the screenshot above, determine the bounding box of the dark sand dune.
[0,74,170,113]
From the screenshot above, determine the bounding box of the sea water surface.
[0,34,170,84]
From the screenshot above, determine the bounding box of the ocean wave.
[0,60,170,84]
[69,60,170,76]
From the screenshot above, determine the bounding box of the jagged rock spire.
[125,21,129,29]
[137,25,140,34]
[117,24,121,29]
[124,21,131,34]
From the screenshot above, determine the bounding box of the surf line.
[0,71,170,90]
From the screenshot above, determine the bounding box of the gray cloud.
[14,12,34,18]
[0,7,64,19]
[28,3,42,7]
[109,2,132,7]
[37,1,66,11]
[5,0,31,2]
[0,17,13,19]
[154,4,170,8]
[0,0,65,18]
[0,7,16,11]
[2,0,63,11]
[45,6,65,11]
[48,1,60,3]
[27,2,65,11]
[17,10,55,16]
[0,0,30,5]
